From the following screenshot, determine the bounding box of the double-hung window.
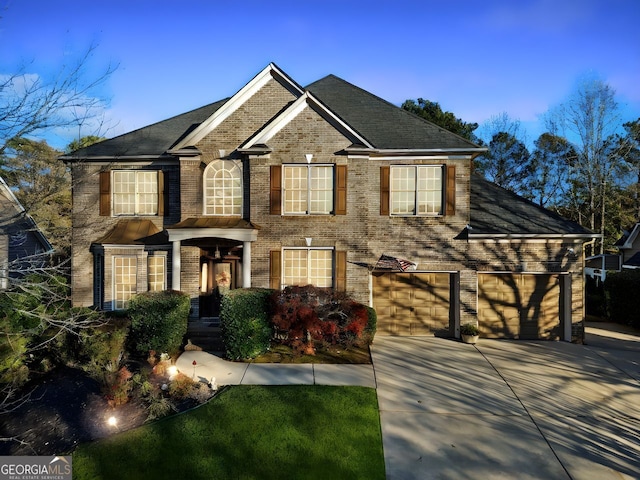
[282,248,333,288]
[203,160,242,216]
[112,171,158,216]
[148,255,166,292]
[113,256,137,310]
[283,165,334,215]
[390,165,443,215]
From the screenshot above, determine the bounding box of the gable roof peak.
[170,63,304,151]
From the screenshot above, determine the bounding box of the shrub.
[220,288,272,360]
[127,290,190,356]
[103,365,133,407]
[74,317,129,376]
[270,286,376,351]
[604,270,640,328]
[363,306,377,344]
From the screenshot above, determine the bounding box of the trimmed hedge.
[127,290,190,356]
[604,270,640,328]
[220,288,273,360]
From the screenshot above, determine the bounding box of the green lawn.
[73,385,385,480]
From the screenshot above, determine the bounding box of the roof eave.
[344,147,488,156]
[61,154,176,163]
[467,233,602,240]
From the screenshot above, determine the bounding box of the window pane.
[309,166,333,214]
[113,171,136,215]
[283,249,308,286]
[309,250,333,287]
[204,160,242,216]
[390,167,416,215]
[417,166,442,214]
[283,166,308,214]
[148,256,165,292]
[114,256,137,310]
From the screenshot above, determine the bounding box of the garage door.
[478,273,560,339]
[373,272,451,336]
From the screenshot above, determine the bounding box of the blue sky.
[2,0,639,150]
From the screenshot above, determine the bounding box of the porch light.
[214,246,221,259]
[107,416,117,427]
[305,153,313,163]
[305,237,312,247]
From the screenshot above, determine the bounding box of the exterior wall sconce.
[305,154,313,163]
[218,149,226,158]
[305,237,312,246]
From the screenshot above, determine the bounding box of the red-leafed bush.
[269,285,376,352]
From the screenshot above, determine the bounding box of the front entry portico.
[166,218,260,318]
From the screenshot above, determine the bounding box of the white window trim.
[112,170,159,217]
[282,247,335,288]
[202,160,243,217]
[282,164,334,216]
[389,165,444,217]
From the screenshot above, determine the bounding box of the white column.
[242,241,251,288]
[172,240,181,291]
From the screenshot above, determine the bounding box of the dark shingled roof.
[470,175,594,236]
[64,71,483,159]
[623,252,640,268]
[64,99,228,158]
[305,75,481,150]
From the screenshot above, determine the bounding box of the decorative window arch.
[203,160,242,216]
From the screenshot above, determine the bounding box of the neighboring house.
[615,222,640,270]
[61,63,598,341]
[0,175,53,289]
[585,254,622,283]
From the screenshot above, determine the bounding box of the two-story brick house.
[62,64,597,341]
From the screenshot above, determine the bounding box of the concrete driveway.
[371,325,640,479]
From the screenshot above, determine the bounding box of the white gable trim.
[171,64,304,151]
[242,91,373,149]
[0,175,25,214]
[620,223,640,250]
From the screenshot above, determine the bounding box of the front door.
[199,252,236,318]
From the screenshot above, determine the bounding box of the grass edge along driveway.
[73,385,385,480]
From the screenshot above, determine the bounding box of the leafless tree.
[545,75,628,254]
[0,44,116,155]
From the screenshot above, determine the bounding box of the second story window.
[99,169,164,217]
[112,171,158,216]
[390,165,443,215]
[203,160,242,216]
[283,165,333,215]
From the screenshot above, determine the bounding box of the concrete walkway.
[174,350,376,388]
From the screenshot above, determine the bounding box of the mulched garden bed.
[0,364,205,456]
[0,366,148,456]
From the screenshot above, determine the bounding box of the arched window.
[203,160,242,216]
